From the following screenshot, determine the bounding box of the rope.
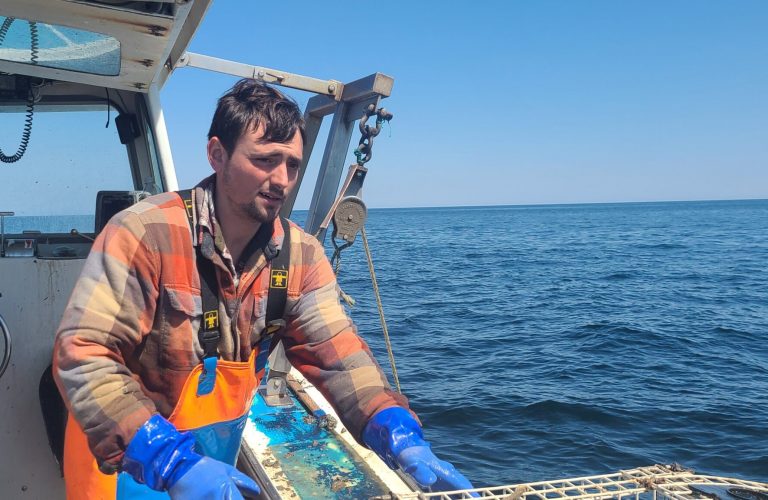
[361,226,401,393]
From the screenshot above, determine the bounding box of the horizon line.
[9,197,767,218]
[292,196,768,212]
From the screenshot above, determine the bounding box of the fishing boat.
[0,1,766,499]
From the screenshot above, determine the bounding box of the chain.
[353,104,393,166]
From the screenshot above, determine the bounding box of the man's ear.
[207,137,228,173]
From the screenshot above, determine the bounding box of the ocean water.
[3,214,95,234]
[7,200,767,488]
[327,199,768,487]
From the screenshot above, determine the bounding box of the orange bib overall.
[63,351,263,499]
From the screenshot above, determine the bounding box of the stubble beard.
[223,166,280,225]
[241,199,277,225]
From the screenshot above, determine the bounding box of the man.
[54,79,474,499]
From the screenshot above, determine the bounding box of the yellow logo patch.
[271,270,288,289]
[184,198,194,218]
[203,310,219,330]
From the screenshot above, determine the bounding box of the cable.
[0,16,15,44]
[0,93,35,163]
[29,21,38,65]
[0,20,38,163]
[105,88,111,128]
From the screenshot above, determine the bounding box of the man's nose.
[270,161,289,189]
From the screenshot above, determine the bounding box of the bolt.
[328,83,336,93]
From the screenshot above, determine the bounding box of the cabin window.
[0,16,120,76]
[0,103,133,234]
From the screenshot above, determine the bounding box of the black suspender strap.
[264,217,290,337]
[257,217,293,407]
[196,252,221,359]
[178,189,220,359]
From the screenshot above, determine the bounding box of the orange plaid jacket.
[53,175,408,471]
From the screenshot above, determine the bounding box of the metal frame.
[176,52,343,99]
[147,83,178,191]
[300,97,359,237]
[285,73,394,238]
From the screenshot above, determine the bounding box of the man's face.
[208,125,302,225]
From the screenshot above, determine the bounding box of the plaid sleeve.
[282,228,411,441]
[53,208,160,470]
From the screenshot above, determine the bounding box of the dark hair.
[207,79,305,154]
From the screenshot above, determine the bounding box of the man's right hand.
[362,407,475,493]
[168,456,260,499]
[122,414,260,499]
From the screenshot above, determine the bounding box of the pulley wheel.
[332,197,367,243]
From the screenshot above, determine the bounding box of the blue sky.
[162,1,768,209]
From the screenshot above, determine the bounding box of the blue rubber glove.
[122,414,260,499]
[362,407,475,492]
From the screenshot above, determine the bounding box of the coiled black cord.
[0,16,14,43]
[29,19,38,66]
[0,97,35,163]
[0,18,39,163]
